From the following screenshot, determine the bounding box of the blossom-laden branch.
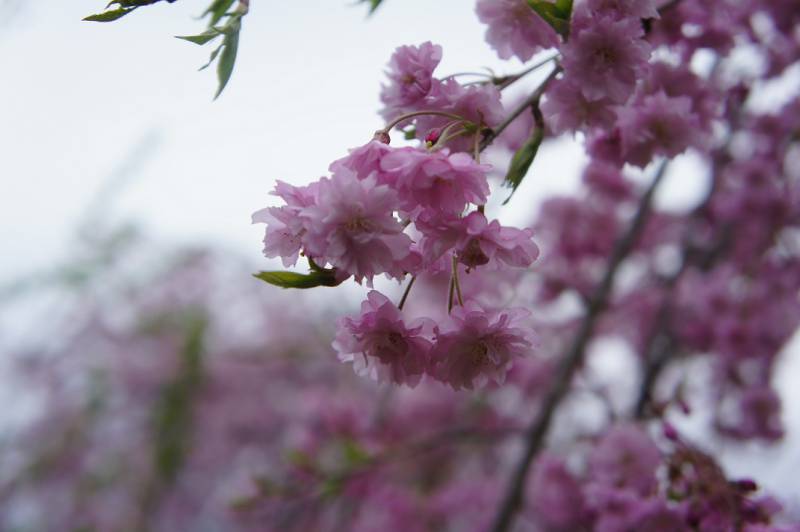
[489,160,670,532]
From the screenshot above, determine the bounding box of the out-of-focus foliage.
[84,0,248,99]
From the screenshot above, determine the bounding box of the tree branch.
[479,66,561,152]
[488,160,670,532]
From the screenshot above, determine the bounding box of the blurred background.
[1,0,799,528]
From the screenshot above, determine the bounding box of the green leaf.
[198,42,224,71]
[502,124,544,205]
[83,7,135,22]
[203,0,237,26]
[527,0,573,37]
[151,315,206,483]
[554,0,573,17]
[253,269,341,289]
[360,0,385,14]
[214,25,239,99]
[403,127,417,140]
[176,28,222,45]
[341,439,371,467]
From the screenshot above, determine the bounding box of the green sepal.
[253,269,341,289]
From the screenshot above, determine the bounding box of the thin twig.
[493,53,560,91]
[397,275,416,311]
[488,160,670,532]
[452,255,464,307]
[479,66,561,153]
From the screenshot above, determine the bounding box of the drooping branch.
[488,160,670,532]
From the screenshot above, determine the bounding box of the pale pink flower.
[430,302,535,390]
[252,180,318,267]
[457,212,539,269]
[561,12,651,103]
[379,148,491,216]
[380,41,443,120]
[333,291,433,387]
[475,0,560,62]
[302,170,412,283]
[414,209,538,269]
[328,140,395,183]
[417,77,504,129]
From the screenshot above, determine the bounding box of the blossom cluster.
[254,71,541,389]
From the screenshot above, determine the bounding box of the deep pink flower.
[717,386,784,442]
[333,291,433,387]
[642,62,721,132]
[302,170,412,283]
[561,12,651,103]
[582,160,633,200]
[586,0,660,20]
[475,0,560,61]
[380,41,443,119]
[617,91,702,167]
[541,77,617,134]
[379,148,491,216]
[589,424,661,496]
[430,302,535,390]
[528,454,588,529]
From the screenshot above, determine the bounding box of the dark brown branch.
[488,160,670,532]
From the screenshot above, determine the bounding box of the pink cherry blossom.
[328,140,394,184]
[457,212,539,269]
[333,291,433,387]
[475,0,560,62]
[252,180,318,267]
[587,0,660,20]
[379,147,491,216]
[617,91,703,167]
[589,424,661,496]
[561,11,651,103]
[380,41,443,120]
[541,77,617,134]
[302,170,412,283]
[430,302,535,390]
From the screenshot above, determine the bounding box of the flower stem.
[480,65,561,153]
[382,110,468,134]
[398,275,416,311]
[493,53,560,90]
[452,255,464,307]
